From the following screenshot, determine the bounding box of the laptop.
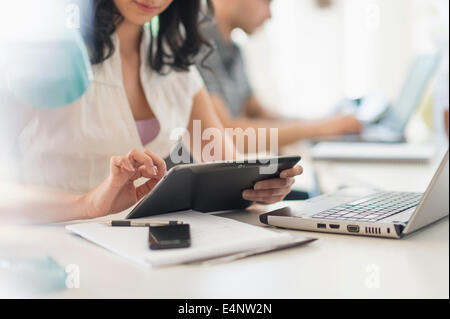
[260,151,449,239]
[322,54,442,143]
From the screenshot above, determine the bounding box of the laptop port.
[347,225,360,233]
[329,224,340,229]
[317,223,326,229]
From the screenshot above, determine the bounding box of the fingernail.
[152,167,158,176]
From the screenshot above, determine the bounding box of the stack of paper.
[66,211,306,267]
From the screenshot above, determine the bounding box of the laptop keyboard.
[312,192,423,222]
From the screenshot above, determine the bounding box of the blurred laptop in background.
[311,53,443,162]
[321,53,442,144]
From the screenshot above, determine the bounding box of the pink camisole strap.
[135,117,161,146]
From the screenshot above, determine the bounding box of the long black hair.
[81,0,212,74]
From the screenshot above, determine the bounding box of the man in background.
[197,0,362,149]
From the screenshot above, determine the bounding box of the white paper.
[66,211,296,267]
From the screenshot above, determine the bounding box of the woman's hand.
[85,149,167,219]
[242,165,303,204]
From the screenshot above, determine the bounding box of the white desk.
[1,148,448,299]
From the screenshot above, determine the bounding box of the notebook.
[66,211,312,267]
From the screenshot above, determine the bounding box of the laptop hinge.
[394,223,406,238]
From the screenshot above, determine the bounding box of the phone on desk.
[148,224,191,250]
[127,155,301,219]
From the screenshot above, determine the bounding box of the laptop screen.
[382,54,441,133]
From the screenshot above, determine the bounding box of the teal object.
[150,15,160,37]
[6,29,93,108]
[0,255,67,297]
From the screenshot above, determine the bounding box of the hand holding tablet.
[127,155,302,219]
[243,164,303,204]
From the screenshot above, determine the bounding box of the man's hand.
[320,114,362,136]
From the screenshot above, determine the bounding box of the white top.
[14,27,204,193]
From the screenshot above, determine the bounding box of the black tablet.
[126,155,301,219]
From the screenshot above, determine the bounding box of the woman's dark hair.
[81,0,212,74]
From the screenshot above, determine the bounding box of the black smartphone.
[148,224,191,250]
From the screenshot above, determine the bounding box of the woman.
[0,0,302,223]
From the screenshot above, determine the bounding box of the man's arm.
[211,94,362,150]
[244,94,280,120]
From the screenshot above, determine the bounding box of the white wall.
[238,0,346,119]
[237,0,446,120]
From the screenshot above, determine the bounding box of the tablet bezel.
[126,155,301,219]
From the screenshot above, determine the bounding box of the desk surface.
[1,147,448,299]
